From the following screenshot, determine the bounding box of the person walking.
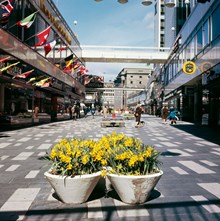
[169,107,177,125]
[161,105,168,124]
[102,106,108,118]
[71,105,77,120]
[91,104,96,119]
[134,103,142,128]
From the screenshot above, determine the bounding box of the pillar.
[0,85,5,112]
[51,95,57,122]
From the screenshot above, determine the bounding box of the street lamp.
[164,0,190,8]
[118,0,128,4]
[94,0,152,6]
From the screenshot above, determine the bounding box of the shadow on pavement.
[172,124,220,145]
[1,199,220,221]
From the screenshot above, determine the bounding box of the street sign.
[183,61,196,75]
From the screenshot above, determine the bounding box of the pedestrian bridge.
[80,45,170,63]
[41,45,170,64]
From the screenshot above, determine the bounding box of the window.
[139,76,142,78]
[139,81,142,84]
[203,19,210,47]
[130,81,133,84]
[212,5,220,41]
[196,27,203,54]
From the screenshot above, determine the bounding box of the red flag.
[34,26,51,47]
[13,69,34,79]
[1,0,13,17]
[57,46,67,53]
[77,66,88,75]
[44,39,56,56]
[0,56,10,63]
[73,63,80,70]
[63,64,73,74]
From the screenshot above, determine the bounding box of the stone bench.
[101,120,125,127]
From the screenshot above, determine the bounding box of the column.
[51,95,57,122]
[0,85,5,112]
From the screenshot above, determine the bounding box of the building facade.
[114,68,152,110]
[153,0,220,127]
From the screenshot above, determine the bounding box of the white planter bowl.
[107,170,163,204]
[44,171,101,204]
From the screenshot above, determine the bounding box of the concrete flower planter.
[44,171,101,204]
[107,170,163,204]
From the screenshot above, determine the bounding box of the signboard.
[183,61,196,75]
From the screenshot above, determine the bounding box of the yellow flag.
[0,62,20,73]
[35,78,50,86]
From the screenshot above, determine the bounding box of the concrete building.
[154,0,165,48]
[102,81,115,109]
[114,68,152,110]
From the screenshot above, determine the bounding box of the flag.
[34,26,51,47]
[34,77,50,86]
[0,56,10,63]
[0,61,20,73]
[63,64,73,74]
[16,11,37,28]
[41,79,51,88]
[26,76,44,84]
[13,69,34,79]
[77,66,88,75]
[65,59,74,68]
[26,77,36,84]
[1,0,14,17]
[73,63,80,70]
[57,46,67,53]
[44,39,56,56]
[64,56,76,69]
[64,54,74,62]
[84,75,93,85]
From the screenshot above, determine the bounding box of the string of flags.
[0,1,93,86]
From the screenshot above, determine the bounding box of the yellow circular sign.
[183,61,196,75]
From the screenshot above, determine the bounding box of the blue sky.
[55,0,154,81]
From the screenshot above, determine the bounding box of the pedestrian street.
[0,115,220,221]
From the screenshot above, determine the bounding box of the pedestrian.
[161,105,168,124]
[71,105,77,120]
[169,107,177,125]
[102,106,108,118]
[34,105,39,118]
[91,104,96,119]
[134,103,142,128]
[75,104,80,119]
[68,106,72,119]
